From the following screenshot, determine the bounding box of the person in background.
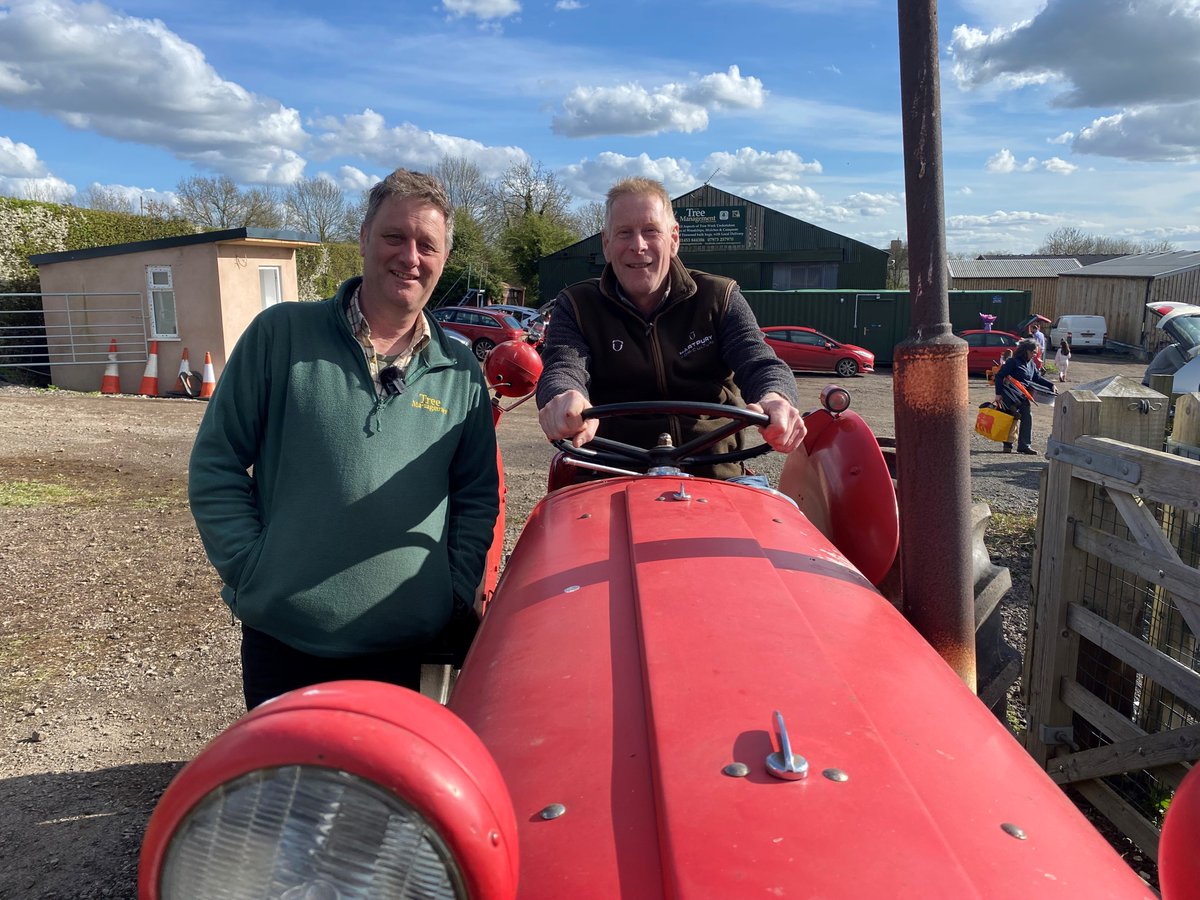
[995,338,1057,455]
[988,347,1014,385]
[536,177,804,480]
[188,168,499,710]
[1029,322,1047,371]
[1055,339,1071,383]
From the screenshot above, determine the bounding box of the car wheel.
[473,338,495,361]
[836,358,859,377]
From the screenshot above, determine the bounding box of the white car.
[1049,314,1107,351]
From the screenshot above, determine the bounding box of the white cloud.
[948,210,1057,229]
[442,0,521,19]
[0,135,47,177]
[985,149,1015,173]
[552,65,765,137]
[700,148,822,183]
[958,186,974,195]
[825,65,842,76]
[555,0,583,8]
[1073,102,1200,162]
[311,109,527,177]
[556,148,867,232]
[985,149,1039,173]
[559,152,697,198]
[954,0,1047,30]
[87,182,178,210]
[843,191,902,217]
[0,173,74,202]
[1041,156,1077,174]
[1050,131,1074,145]
[0,0,307,184]
[334,165,379,193]
[558,147,823,203]
[949,0,1200,161]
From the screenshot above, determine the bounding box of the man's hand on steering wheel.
[539,389,599,448]
[749,391,806,453]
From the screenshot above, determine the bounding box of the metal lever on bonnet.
[766,710,809,781]
[560,456,641,477]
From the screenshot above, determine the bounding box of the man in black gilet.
[536,177,804,480]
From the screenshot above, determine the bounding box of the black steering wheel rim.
[552,400,772,472]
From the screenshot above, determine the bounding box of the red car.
[762,325,875,377]
[432,306,527,360]
[961,329,1022,374]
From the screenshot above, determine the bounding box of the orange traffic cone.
[100,339,121,394]
[139,341,160,396]
[199,351,216,399]
[174,347,191,393]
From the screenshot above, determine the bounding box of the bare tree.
[175,175,282,230]
[490,161,574,228]
[80,184,135,213]
[433,156,492,221]
[1037,225,1175,256]
[571,201,606,237]
[283,177,356,242]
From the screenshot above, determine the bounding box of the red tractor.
[138,342,1190,899]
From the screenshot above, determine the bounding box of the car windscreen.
[1166,314,1200,350]
[500,315,523,329]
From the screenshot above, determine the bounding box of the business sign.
[678,206,747,246]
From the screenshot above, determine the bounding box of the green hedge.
[0,197,195,293]
[296,242,362,300]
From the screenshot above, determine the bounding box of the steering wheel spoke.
[555,400,774,475]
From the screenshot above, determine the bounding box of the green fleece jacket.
[188,277,499,657]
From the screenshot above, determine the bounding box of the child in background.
[1055,339,1071,382]
[987,348,1013,384]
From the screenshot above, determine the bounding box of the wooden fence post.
[1025,390,1101,765]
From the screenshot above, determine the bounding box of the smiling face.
[358,194,449,322]
[601,192,680,312]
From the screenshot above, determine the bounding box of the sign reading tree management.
[677,206,747,247]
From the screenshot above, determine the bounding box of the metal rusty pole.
[894,0,976,690]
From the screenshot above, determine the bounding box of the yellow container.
[975,405,1016,442]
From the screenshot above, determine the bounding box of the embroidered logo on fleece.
[611,339,624,351]
[679,330,714,358]
[413,393,449,414]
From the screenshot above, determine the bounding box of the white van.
[1050,315,1107,351]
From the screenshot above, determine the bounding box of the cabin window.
[146,266,178,339]
[259,266,282,308]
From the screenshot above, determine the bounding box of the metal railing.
[0,292,148,370]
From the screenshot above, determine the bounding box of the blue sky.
[1,0,1197,255]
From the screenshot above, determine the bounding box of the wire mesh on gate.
[1073,485,1198,828]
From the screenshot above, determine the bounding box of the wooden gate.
[1024,389,1200,861]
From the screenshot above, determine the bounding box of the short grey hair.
[604,177,676,237]
[1019,338,1039,354]
[363,168,455,250]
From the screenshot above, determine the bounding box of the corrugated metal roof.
[979,253,1123,267]
[948,258,1082,278]
[1062,250,1200,278]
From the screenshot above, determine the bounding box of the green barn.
[538,184,889,306]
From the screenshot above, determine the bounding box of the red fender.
[779,407,898,585]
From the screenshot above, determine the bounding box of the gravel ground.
[0,351,1151,898]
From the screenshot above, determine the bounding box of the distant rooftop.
[30,227,322,267]
[979,253,1124,268]
[1061,250,1200,279]
[949,258,1083,278]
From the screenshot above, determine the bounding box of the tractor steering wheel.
[551,400,773,472]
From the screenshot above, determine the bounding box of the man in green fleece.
[189,169,499,709]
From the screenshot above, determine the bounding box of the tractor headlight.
[160,765,463,899]
[140,681,518,900]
